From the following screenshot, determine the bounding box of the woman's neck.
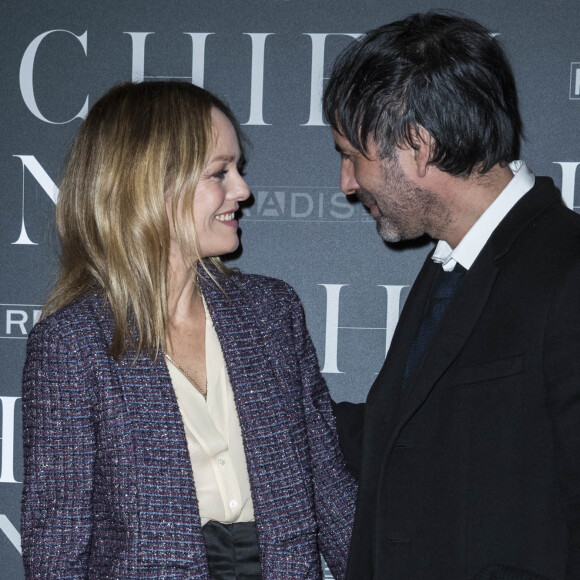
[166,257,203,325]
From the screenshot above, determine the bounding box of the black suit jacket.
[335,177,580,580]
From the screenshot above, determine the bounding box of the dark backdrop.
[2,1,579,577]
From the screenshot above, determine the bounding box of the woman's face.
[170,108,250,264]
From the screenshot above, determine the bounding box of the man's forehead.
[332,129,356,152]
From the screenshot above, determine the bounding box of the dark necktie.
[403,263,466,386]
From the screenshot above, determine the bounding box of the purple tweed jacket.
[21,270,357,579]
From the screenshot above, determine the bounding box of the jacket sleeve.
[288,290,357,580]
[21,319,96,578]
[331,400,365,478]
[544,261,580,579]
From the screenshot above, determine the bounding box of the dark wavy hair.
[323,11,522,176]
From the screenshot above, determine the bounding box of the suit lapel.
[378,177,561,454]
[389,257,499,447]
[365,254,438,445]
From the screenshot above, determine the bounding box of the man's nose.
[340,159,359,196]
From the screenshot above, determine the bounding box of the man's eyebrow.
[334,143,358,157]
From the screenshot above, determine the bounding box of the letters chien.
[13,29,580,244]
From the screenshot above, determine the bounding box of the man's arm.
[330,400,365,478]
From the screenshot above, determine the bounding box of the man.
[324,12,580,580]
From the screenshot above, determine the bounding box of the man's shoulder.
[499,175,580,248]
[529,176,580,237]
[493,178,580,288]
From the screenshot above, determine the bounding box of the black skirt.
[202,520,262,579]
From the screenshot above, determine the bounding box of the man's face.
[332,129,446,243]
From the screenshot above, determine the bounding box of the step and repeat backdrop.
[2,0,579,577]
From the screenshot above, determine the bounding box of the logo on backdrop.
[243,188,373,221]
[11,156,580,244]
[0,396,22,555]
[0,304,42,339]
[553,162,580,211]
[11,31,580,243]
[319,284,409,374]
[570,63,580,99]
[19,29,361,126]
[0,515,21,555]
[0,396,20,484]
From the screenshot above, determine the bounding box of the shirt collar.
[432,160,535,272]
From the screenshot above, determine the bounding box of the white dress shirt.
[432,161,535,271]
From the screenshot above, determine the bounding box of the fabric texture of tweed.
[21,269,357,579]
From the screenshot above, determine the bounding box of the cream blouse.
[166,300,254,526]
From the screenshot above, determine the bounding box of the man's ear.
[410,125,435,178]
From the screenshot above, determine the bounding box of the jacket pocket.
[472,563,550,579]
[452,354,523,386]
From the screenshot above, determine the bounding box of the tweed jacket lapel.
[199,271,316,547]
[86,298,207,571]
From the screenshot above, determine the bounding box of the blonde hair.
[43,81,245,360]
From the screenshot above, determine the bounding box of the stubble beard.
[375,206,409,243]
[357,157,448,243]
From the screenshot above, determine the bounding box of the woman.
[21,81,356,579]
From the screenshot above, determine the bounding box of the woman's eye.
[212,169,228,179]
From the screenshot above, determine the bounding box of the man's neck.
[438,163,514,249]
